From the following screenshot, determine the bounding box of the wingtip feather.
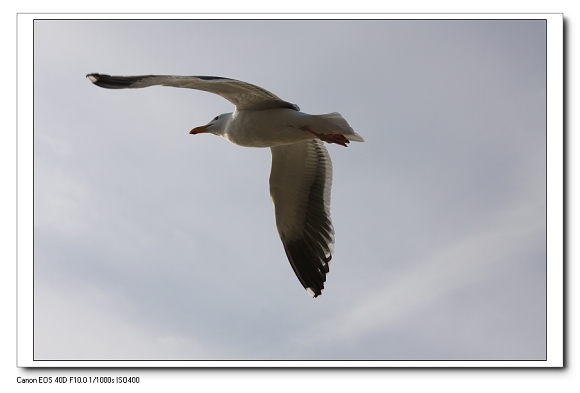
[86,73,98,83]
[307,287,323,298]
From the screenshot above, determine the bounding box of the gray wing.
[86,73,299,111]
[269,140,335,297]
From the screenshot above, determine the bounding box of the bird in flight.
[86,73,364,297]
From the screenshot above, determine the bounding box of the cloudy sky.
[32,18,547,362]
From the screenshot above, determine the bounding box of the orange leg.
[300,125,350,147]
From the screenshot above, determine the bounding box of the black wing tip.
[86,73,99,83]
[86,73,144,89]
[282,239,331,298]
[307,287,323,298]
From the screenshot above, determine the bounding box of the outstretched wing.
[269,140,335,297]
[86,73,299,111]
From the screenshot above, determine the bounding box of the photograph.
[29,17,550,364]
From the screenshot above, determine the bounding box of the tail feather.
[315,112,364,142]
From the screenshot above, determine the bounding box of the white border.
[17,13,563,368]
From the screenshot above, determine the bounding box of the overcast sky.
[33,19,547,361]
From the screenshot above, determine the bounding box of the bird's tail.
[314,112,364,142]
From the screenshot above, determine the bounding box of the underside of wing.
[269,140,335,297]
[86,73,299,111]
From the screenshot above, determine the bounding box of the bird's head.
[189,113,230,136]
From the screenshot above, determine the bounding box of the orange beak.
[189,125,209,135]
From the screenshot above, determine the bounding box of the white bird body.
[86,73,363,297]
[208,108,362,148]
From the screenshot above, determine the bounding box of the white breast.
[223,109,315,148]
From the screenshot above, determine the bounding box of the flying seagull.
[86,73,364,297]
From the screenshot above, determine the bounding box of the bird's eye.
[213,116,219,121]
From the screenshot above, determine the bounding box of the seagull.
[86,73,364,297]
